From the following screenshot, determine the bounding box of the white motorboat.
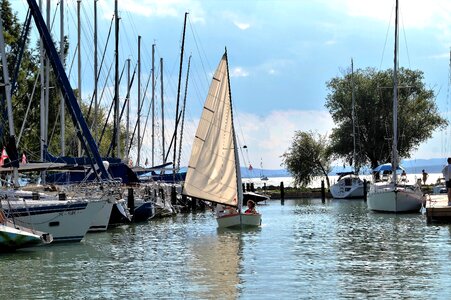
[330,172,365,199]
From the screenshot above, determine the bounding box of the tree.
[281,131,332,188]
[325,67,447,169]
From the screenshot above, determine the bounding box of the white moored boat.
[366,0,424,213]
[330,172,365,199]
[183,51,261,228]
[2,194,109,242]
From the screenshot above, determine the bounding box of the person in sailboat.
[245,200,257,214]
[215,204,237,217]
[441,158,451,205]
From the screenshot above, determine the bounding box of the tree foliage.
[281,131,332,188]
[325,67,447,169]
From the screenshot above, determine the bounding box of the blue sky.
[13,0,451,169]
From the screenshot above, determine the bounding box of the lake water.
[2,198,451,299]
[244,172,443,188]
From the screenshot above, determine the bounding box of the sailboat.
[367,0,423,212]
[183,50,261,228]
[0,208,53,251]
[330,59,364,199]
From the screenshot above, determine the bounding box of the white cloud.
[97,0,206,23]
[233,21,250,30]
[230,67,249,77]
[234,110,335,169]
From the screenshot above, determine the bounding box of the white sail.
[183,53,241,208]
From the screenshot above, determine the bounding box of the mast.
[77,0,82,156]
[0,15,19,187]
[60,0,65,155]
[137,35,141,166]
[351,58,356,172]
[113,0,120,158]
[160,57,165,165]
[177,55,191,171]
[39,0,44,167]
[392,0,399,184]
[93,0,98,141]
[224,49,243,211]
[151,43,155,167]
[173,12,188,175]
[125,58,130,161]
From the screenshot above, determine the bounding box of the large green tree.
[281,131,332,188]
[325,67,447,169]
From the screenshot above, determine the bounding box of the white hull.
[216,213,261,228]
[88,201,114,232]
[330,182,365,199]
[3,199,107,242]
[367,184,424,212]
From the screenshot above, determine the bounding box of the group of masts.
[27,1,192,173]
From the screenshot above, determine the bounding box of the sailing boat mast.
[392,0,399,184]
[224,49,243,211]
[0,15,19,187]
[173,12,188,175]
[351,59,356,172]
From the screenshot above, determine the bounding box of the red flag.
[0,148,8,166]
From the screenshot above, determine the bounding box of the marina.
[2,198,451,299]
[0,0,450,298]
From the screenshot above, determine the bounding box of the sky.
[12,0,451,170]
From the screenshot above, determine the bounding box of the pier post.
[251,183,255,192]
[280,181,285,205]
[171,185,177,205]
[363,179,367,201]
[242,183,246,192]
[321,180,325,202]
[127,187,135,217]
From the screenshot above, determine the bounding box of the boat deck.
[425,194,451,224]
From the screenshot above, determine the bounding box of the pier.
[425,194,451,224]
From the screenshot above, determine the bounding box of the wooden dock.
[425,194,451,224]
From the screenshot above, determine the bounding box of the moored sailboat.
[0,209,52,251]
[367,0,423,212]
[183,51,261,228]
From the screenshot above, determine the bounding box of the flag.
[0,148,8,166]
[248,164,253,171]
[21,153,27,164]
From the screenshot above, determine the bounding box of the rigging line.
[399,10,411,69]
[187,16,210,85]
[177,55,191,170]
[379,1,395,71]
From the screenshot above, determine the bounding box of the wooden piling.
[363,179,367,201]
[321,180,325,202]
[280,181,285,205]
[171,186,177,205]
[127,187,135,216]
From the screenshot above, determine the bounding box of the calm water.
[2,198,451,299]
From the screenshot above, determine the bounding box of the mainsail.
[183,53,242,208]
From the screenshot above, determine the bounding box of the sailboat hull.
[216,213,261,228]
[0,222,52,251]
[367,185,424,212]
